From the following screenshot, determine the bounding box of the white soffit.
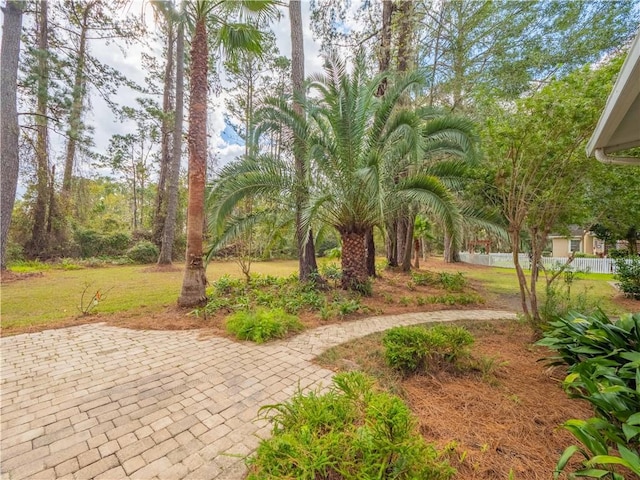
[586,28,640,157]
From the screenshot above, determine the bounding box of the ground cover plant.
[383,325,474,374]
[537,311,640,479]
[247,371,455,479]
[225,308,304,343]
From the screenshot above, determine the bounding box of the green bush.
[103,232,131,255]
[126,241,159,264]
[383,325,475,374]
[74,229,131,258]
[438,272,466,291]
[74,229,102,258]
[537,311,640,479]
[225,308,304,343]
[614,256,640,300]
[247,371,455,480]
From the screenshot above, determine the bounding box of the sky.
[83,1,339,178]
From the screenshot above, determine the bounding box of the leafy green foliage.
[201,273,371,322]
[410,271,467,291]
[74,229,131,258]
[383,325,475,374]
[614,257,640,300]
[247,371,455,479]
[225,308,303,343]
[537,311,640,479]
[126,241,159,264]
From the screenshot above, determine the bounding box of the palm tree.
[178,0,277,308]
[209,54,481,290]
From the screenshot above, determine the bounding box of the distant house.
[549,226,604,257]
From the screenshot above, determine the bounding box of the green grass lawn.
[0,258,629,333]
[463,265,624,314]
[1,260,298,330]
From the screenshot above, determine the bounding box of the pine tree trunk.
[0,0,24,270]
[27,0,50,259]
[290,0,319,282]
[443,230,461,263]
[395,0,414,73]
[376,0,394,96]
[365,227,376,277]
[340,230,368,290]
[413,238,420,269]
[386,219,398,267]
[153,20,175,246]
[158,21,184,265]
[396,216,408,264]
[62,4,90,194]
[400,215,414,271]
[178,17,207,307]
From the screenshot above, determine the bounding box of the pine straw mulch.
[406,322,593,480]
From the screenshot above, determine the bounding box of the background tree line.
[2,0,639,313]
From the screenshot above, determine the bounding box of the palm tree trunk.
[158,20,184,265]
[178,16,207,307]
[341,230,368,290]
[0,0,23,270]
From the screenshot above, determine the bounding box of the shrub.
[247,371,455,480]
[225,308,304,343]
[614,256,640,299]
[383,325,475,374]
[5,241,24,263]
[74,229,131,258]
[74,229,102,258]
[438,272,466,291]
[537,311,640,479]
[126,241,159,264]
[103,232,131,255]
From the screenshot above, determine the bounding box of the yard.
[1,258,637,478]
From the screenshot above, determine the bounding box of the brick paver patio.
[1,309,515,479]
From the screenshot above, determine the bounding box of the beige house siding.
[552,238,570,257]
[584,235,594,255]
[550,232,602,257]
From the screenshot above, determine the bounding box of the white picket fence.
[459,253,622,274]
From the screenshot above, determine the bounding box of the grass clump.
[225,308,304,343]
[383,325,475,374]
[247,371,455,480]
